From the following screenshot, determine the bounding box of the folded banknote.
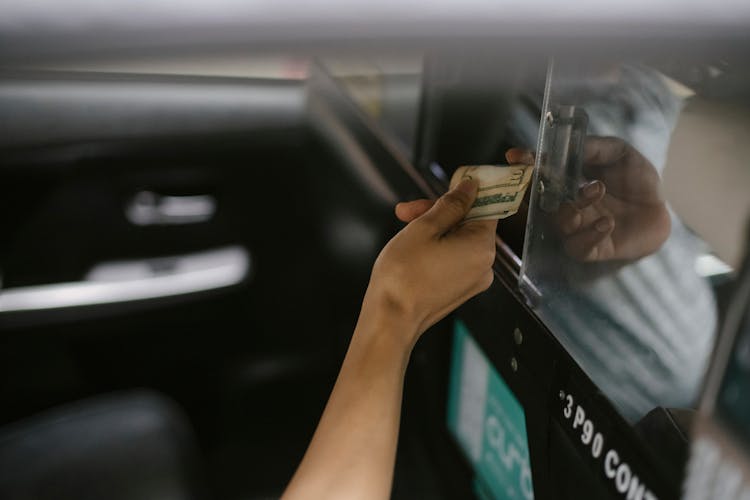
[449,164,534,221]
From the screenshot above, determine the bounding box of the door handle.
[126,191,217,226]
[0,246,249,313]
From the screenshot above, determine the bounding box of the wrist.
[354,289,420,366]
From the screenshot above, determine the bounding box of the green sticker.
[447,320,534,500]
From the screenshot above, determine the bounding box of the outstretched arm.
[282,178,497,500]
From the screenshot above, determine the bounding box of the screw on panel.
[513,328,523,345]
[510,357,518,372]
[559,390,565,400]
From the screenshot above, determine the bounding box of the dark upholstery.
[0,391,206,500]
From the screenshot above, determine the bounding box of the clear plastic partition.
[520,59,749,423]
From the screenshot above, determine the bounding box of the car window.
[520,58,749,427]
[323,55,423,162]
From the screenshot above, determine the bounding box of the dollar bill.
[449,164,534,221]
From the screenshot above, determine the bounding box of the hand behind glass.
[507,136,671,262]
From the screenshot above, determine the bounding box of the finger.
[395,199,435,223]
[583,136,662,202]
[505,148,535,165]
[457,218,499,243]
[419,178,478,235]
[475,219,499,231]
[453,219,498,268]
[563,216,615,262]
[477,270,495,293]
[556,181,607,236]
[583,136,629,167]
[556,203,582,236]
[574,180,606,209]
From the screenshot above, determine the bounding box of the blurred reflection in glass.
[518,64,717,421]
[510,136,671,263]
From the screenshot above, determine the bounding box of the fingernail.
[595,217,613,232]
[456,177,478,195]
[582,181,602,198]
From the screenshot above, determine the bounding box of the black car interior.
[0,61,472,499]
[1,37,748,499]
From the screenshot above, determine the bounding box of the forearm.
[282,303,415,500]
[283,178,496,499]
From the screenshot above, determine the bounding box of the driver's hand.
[507,136,671,262]
[362,178,497,348]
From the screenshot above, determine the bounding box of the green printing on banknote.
[473,192,519,208]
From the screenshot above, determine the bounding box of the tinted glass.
[521,59,750,424]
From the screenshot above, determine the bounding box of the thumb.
[419,178,478,235]
[395,199,436,223]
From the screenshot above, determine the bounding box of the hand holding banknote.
[396,158,534,224]
[448,164,534,221]
[397,136,670,263]
[284,179,498,500]
[373,178,498,341]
